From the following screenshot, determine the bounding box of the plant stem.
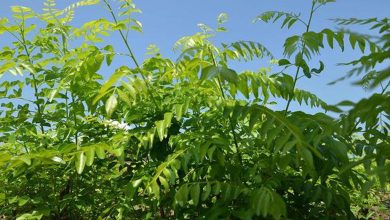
[284,0,316,115]
[380,80,390,95]
[58,32,79,147]
[71,92,79,147]
[209,47,243,164]
[20,25,45,134]
[102,0,159,109]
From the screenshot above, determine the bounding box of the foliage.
[0,0,388,219]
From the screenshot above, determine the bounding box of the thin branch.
[209,46,243,165]
[19,20,46,134]
[284,1,317,115]
[102,0,159,109]
[380,80,390,95]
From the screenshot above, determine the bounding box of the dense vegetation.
[0,0,388,219]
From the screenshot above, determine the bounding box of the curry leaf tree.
[0,0,388,219]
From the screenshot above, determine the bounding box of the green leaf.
[349,34,357,49]
[51,156,65,164]
[150,181,160,198]
[337,100,355,106]
[283,35,300,57]
[219,67,239,84]
[17,196,30,206]
[175,184,189,206]
[0,62,16,74]
[226,41,273,61]
[201,65,218,81]
[202,183,212,201]
[253,187,273,217]
[109,146,124,157]
[190,184,200,206]
[85,148,95,166]
[327,140,349,163]
[274,132,291,152]
[300,147,314,171]
[11,6,33,14]
[121,81,137,99]
[17,155,31,166]
[94,66,130,104]
[16,212,43,220]
[270,192,286,219]
[249,108,261,130]
[217,13,228,25]
[222,184,232,201]
[303,67,311,78]
[216,27,227,32]
[146,149,187,195]
[103,45,115,66]
[95,143,107,159]
[322,29,334,49]
[105,94,118,116]
[117,89,132,106]
[20,63,36,74]
[113,23,126,30]
[75,151,86,174]
[158,176,170,191]
[255,11,301,30]
[162,168,175,184]
[11,6,35,19]
[238,75,250,98]
[281,17,292,29]
[155,120,165,142]
[357,38,366,53]
[310,61,324,74]
[83,53,104,73]
[201,65,238,84]
[278,59,291,66]
[335,32,345,51]
[174,104,184,121]
[287,18,297,29]
[213,181,221,195]
[127,178,142,199]
[163,112,173,129]
[295,54,311,78]
[256,105,324,158]
[0,193,5,206]
[92,88,112,105]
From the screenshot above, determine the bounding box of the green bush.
[0,0,388,219]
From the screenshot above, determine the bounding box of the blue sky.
[1,0,389,113]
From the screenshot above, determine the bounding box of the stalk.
[20,24,45,134]
[209,47,243,165]
[102,0,159,109]
[284,0,317,115]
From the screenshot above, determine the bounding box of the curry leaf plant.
[0,0,388,219]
